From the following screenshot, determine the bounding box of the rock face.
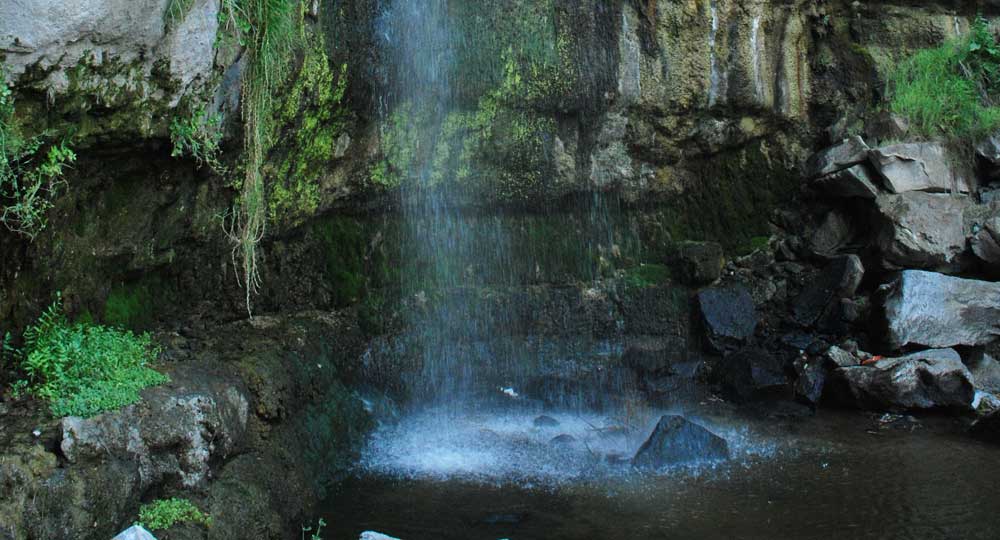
[828,349,975,411]
[696,285,758,353]
[966,351,1000,395]
[869,142,974,194]
[813,164,881,199]
[875,193,970,270]
[671,242,724,287]
[881,271,1000,349]
[632,415,729,469]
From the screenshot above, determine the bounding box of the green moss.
[269,39,351,227]
[311,216,365,307]
[103,283,155,330]
[137,498,211,531]
[623,263,672,289]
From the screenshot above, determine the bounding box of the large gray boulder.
[881,270,1000,349]
[966,350,1000,395]
[812,164,881,199]
[875,192,971,270]
[632,415,729,469]
[828,349,975,411]
[806,136,870,178]
[869,142,974,193]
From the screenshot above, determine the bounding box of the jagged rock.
[875,192,970,270]
[792,255,864,327]
[828,349,975,411]
[809,210,854,257]
[823,346,859,369]
[869,142,974,193]
[806,136,870,178]
[533,415,560,427]
[970,410,1000,444]
[671,241,724,286]
[696,285,758,353]
[793,356,826,406]
[881,270,1000,349]
[112,525,158,540]
[977,132,1000,181]
[716,347,790,402]
[965,350,1000,395]
[631,415,729,469]
[812,164,881,199]
[971,216,1000,265]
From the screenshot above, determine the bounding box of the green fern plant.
[137,498,212,531]
[170,106,227,175]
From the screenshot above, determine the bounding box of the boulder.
[696,285,758,353]
[533,415,560,427]
[716,347,791,402]
[822,346,860,369]
[965,350,1000,395]
[976,132,1000,181]
[809,210,855,257]
[971,216,1000,266]
[812,164,881,199]
[869,142,974,193]
[875,192,970,270]
[632,415,729,469]
[881,270,1000,349]
[792,255,864,327]
[828,349,975,411]
[671,241,724,286]
[793,356,826,406]
[806,136,870,179]
[360,532,402,540]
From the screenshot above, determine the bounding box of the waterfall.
[750,15,764,103]
[708,1,721,106]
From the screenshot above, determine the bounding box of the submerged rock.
[533,415,560,427]
[881,271,1000,349]
[632,415,729,469]
[360,532,402,540]
[869,142,974,193]
[550,434,577,445]
[794,356,826,406]
[875,192,970,270]
[697,285,758,353]
[828,349,974,411]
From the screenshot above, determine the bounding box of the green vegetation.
[170,106,226,175]
[888,16,1000,141]
[219,0,302,315]
[137,498,212,531]
[104,283,156,329]
[623,263,672,289]
[14,294,167,417]
[164,0,196,31]
[301,518,326,540]
[1,73,77,239]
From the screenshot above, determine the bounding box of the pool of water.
[322,408,1000,540]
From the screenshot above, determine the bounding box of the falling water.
[750,15,764,103]
[708,1,721,106]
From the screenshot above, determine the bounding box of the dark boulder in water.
[632,415,729,469]
[533,415,560,427]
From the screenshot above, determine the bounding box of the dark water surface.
[322,411,1000,540]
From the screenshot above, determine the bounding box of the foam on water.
[360,406,777,485]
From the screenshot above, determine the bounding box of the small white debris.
[32,429,41,438]
[499,387,519,399]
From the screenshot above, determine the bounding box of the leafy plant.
[1,72,77,238]
[170,106,227,175]
[301,518,326,540]
[888,16,1000,142]
[17,293,168,417]
[137,498,212,531]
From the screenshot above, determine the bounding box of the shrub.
[18,294,168,418]
[0,72,77,238]
[888,16,1000,142]
[137,498,212,531]
[170,106,226,175]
